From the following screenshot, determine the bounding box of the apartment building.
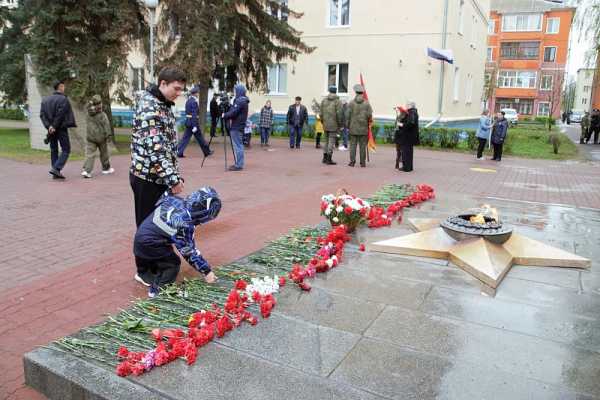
[485,0,575,118]
[574,68,594,112]
[249,0,490,124]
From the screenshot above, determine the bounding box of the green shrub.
[419,127,437,146]
[534,116,555,126]
[382,124,396,144]
[0,108,26,120]
[466,130,478,150]
[439,128,460,149]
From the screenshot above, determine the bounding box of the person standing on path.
[475,109,493,160]
[393,106,407,170]
[491,111,508,161]
[286,96,308,149]
[590,109,600,144]
[399,101,419,172]
[177,85,213,158]
[40,80,77,180]
[320,85,343,165]
[346,84,373,167]
[209,93,220,137]
[259,100,274,146]
[81,95,114,178]
[222,83,250,171]
[581,111,590,144]
[130,67,186,230]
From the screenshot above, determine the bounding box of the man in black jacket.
[209,93,220,137]
[40,80,77,179]
[286,96,308,149]
[398,101,419,172]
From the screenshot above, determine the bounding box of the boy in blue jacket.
[134,187,221,297]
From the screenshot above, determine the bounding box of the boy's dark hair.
[53,80,65,90]
[295,96,302,101]
[157,67,187,85]
[500,111,505,116]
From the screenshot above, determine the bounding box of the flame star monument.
[368,210,591,290]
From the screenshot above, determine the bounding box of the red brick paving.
[1,137,600,399]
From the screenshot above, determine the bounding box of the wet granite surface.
[25,194,600,399]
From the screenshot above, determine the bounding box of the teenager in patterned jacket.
[130,67,186,228]
[134,187,221,297]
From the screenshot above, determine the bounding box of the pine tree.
[0,4,30,105]
[156,0,313,124]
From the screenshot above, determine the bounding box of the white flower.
[245,275,279,298]
[331,255,338,262]
[332,217,339,223]
[325,205,332,216]
[336,206,343,213]
[325,259,334,268]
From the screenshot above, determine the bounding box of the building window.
[453,66,460,101]
[543,46,557,62]
[269,0,288,21]
[496,98,533,115]
[502,14,542,32]
[458,0,465,35]
[466,73,473,104]
[488,19,496,34]
[540,75,553,91]
[538,102,550,116]
[546,17,560,34]
[487,47,494,62]
[329,0,350,27]
[327,63,348,94]
[500,42,539,59]
[267,64,287,94]
[583,98,588,105]
[132,67,145,92]
[498,70,537,88]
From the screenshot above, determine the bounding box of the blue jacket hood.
[234,84,247,98]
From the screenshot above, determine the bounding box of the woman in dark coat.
[399,101,419,172]
[393,106,408,170]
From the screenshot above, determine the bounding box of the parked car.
[569,111,583,124]
[501,108,518,125]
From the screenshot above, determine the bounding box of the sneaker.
[228,165,243,171]
[134,273,151,287]
[476,157,484,161]
[148,284,160,298]
[338,145,348,151]
[102,167,115,175]
[49,168,65,179]
[81,171,92,178]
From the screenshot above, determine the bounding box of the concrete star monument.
[368,216,591,290]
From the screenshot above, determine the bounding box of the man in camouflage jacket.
[320,85,343,165]
[346,84,373,167]
[81,95,114,178]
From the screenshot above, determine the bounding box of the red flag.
[359,73,376,152]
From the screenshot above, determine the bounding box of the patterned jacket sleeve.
[172,221,211,274]
[134,110,180,187]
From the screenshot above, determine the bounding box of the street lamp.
[144,0,158,81]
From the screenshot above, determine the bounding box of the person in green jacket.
[320,85,343,165]
[581,111,590,144]
[81,95,114,178]
[346,84,373,167]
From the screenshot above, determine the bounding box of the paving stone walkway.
[2,136,600,399]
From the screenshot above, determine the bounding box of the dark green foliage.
[466,130,478,150]
[0,108,26,120]
[382,124,395,144]
[0,3,30,105]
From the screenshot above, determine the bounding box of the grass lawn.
[0,128,130,164]
[416,125,578,161]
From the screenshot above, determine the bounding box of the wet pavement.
[25,192,600,399]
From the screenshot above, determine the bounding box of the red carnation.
[344,206,353,215]
[260,300,274,318]
[359,243,365,252]
[185,341,198,365]
[117,346,129,358]
[131,363,146,376]
[234,280,247,290]
[278,276,286,286]
[216,316,233,337]
[298,281,312,291]
[251,291,262,302]
[116,361,132,377]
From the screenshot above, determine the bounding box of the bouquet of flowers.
[320,190,371,233]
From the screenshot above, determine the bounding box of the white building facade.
[249,0,490,124]
[574,68,594,112]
